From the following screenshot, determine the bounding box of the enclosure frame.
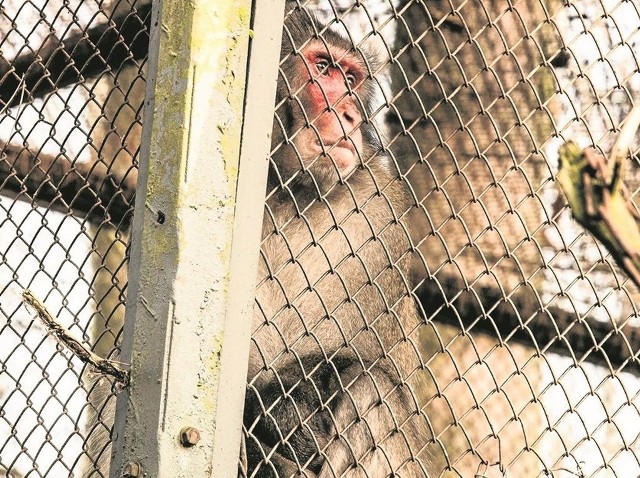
[109,1,285,476]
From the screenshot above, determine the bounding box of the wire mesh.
[0,0,640,477]
[245,1,640,477]
[0,0,146,476]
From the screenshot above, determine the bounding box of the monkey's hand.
[556,141,640,289]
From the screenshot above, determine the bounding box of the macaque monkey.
[243,7,435,477]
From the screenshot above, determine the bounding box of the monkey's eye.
[315,59,330,75]
[345,73,356,87]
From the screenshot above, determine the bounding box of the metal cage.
[1,1,639,477]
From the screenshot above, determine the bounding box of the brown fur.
[243,7,436,477]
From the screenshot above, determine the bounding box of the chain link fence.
[1,0,639,477]
[0,0,145,476]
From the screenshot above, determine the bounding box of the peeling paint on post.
[110,1,285,477]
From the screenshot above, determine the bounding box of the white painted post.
[109,1,285,476]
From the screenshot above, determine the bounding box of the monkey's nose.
[340,106,360,132]
[343,110,355,124]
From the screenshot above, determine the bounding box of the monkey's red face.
[289,41,366,182]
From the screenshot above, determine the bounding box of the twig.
[610,105,640,168]
[21,289,129,385]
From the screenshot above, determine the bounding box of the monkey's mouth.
[313,139,357,171]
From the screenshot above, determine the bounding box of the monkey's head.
[270,8,382,195]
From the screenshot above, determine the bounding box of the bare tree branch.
[419,274,640,374]
[0,142,136,226]
[0,1,151,108]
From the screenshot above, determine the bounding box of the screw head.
[122,461,143,477]
[180,426,201,447]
